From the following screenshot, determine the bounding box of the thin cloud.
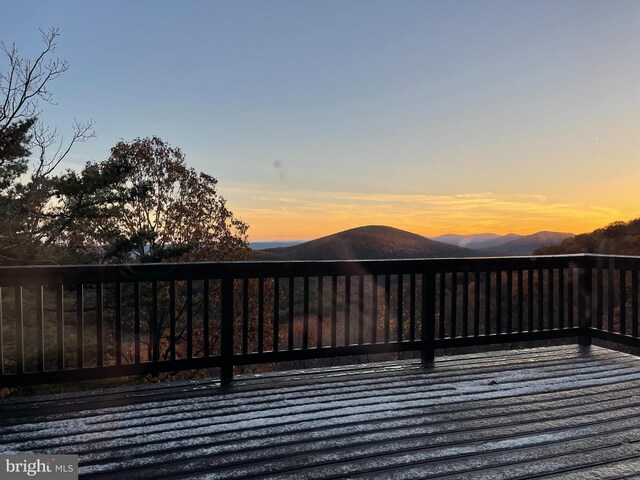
[222,182,625,240]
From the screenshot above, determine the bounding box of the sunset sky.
[2,1,639,240]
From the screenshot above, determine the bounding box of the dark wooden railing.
[1,254,639,387]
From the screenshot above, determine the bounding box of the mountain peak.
[263,225,481,260]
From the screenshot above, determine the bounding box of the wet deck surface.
[3,345,640,479]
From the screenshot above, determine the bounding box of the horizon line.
[248,226,578,243]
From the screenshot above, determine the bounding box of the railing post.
[421,269,436,365]
[220,275,234,385]
[578,258,592,346]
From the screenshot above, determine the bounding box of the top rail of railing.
[0,253,595,286]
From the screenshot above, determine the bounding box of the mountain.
[263,225,482,260]
[250,241,304,250]
[466,234,523,250]
[534,218,640,255]
[430,233,500,247]
[483,231,574,256]
[431,233,522,250]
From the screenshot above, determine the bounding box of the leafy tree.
[75,136,250,263]
[54,137,253,377]
[0,118,35,191]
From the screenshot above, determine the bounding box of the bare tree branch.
[0,28,69,133]
[32,118,96,178]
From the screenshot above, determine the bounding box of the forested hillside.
[535,219,640,255]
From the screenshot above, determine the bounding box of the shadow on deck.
[3,345,640,479]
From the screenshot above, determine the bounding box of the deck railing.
[0,254,639,387]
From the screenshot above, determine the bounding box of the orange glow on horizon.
[224,183,637,242]
[243,215,626,242]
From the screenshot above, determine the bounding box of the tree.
[59,137,253,376]
[73,136,250,263]
[0,28,134,265]
[0,28,95,178]
[535,218,640,256]
[30,156,137,263]
[1,30,249,265]
[0,118,34,190]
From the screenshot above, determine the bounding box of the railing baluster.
[243,278,249,355]
[204,279,210,358]
[585,266,593,336]
[558,269,564,329]
[517,270,523,333]
[537,269,544,331]
[56,285,64,371]
[422,271,436,365]
[359,275,365,344]
[383,274,390,343]
[96,283,104,367]
[439,272,445,338]
[316,276,322,348]
[633,270,639,338]
[496,271,502,335]
[169,281,176,361]
[463,271,470,337]
[567,268,574,329]
[450,272,457,338]
[409,273,416,341]
[14,287,24,374]
[77,285,84,369]
[274,277,280,351]
[220,275,234,385]
[608,263,614,331]
[331,276,337,348]
[186,279,193,358]
[151,281,159,363]
[303,276,310,349]
[289,277,295,350]
[134,282,140,364]
[115,282,121,366]
[36,286,44,372]
[597,268,603,330]
[397,274,403,342]
[506,270,512,334]
[578,264,593,345]
[548,269,554,330]
[258,277,264,353]
[485,271,491,335]
[345,275,352,345]
[371,275,378,343]
[474,271,480,336]
[620,270,626,335]
[527,269,534,332]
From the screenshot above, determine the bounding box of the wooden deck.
[3,345,640,479]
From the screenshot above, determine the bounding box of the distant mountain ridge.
[431,231,573,256]
[251,226,574,261]
[250,241,304,250]
[262,225,482,260]
[431,233,522,250]
[482,231,574,256]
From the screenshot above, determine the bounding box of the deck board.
[2,345,640,479]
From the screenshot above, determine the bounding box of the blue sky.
[1,1,639,239]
